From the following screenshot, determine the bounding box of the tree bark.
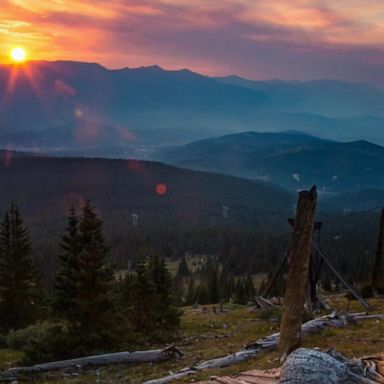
[278,186,317,362]
[372,209,384,291]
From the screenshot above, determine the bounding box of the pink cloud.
[0,1,384,85]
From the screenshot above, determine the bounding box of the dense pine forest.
[0,195,381,366]
[0,152,380,288]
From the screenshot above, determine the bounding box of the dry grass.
[1,295,384,383]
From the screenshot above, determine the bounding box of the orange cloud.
[0,1,383,84]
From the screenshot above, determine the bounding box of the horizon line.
[0,59,381,89]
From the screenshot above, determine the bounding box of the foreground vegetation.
[1,199,383,383]
[1,295,384,383]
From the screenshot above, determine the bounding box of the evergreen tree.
[234,277,248,304]
[218,266,230,302]
[172,276,185,306]
[52,205,80,319]
[52,201,116,354]
[176,256,190,277]
[185,277,196,305]
[196,283,209,304]
[0,203,40,331]
[245,275,256,299]
[73,200,116,351]
[132,257,156,333]
[150,254,180,334]
[208,268,219,304]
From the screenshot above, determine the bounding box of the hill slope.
[0,151,296,265]
[158,132,384,194]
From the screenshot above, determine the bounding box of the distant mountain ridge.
[158,131,384,194]
[1,61,384,158]
[216,76,384,118]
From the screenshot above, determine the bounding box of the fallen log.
[144,312,384,384]
[253,296,275,309]
[0,345,182,381]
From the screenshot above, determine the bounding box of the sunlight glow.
[10,47,27,63]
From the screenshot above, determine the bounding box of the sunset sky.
[1,0,384,85]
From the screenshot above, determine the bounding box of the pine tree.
[218,266,230,302]
[245,275,256,300]
[53,205,80,319]
[208,268,219,304]
[150,253,180,334]
[132,257,156,333]
[196,283,209,304]
[52,201,116,353]
[0,203,40,331]
[73,200,116,351]
[234,277,248,305]
[176,256,190,277]
[185,277,196,305]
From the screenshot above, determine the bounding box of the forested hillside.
[159,131,384,193]
[0,150,379,289]
[0,151,296,280]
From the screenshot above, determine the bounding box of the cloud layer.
[1,0,384,85]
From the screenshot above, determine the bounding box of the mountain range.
[158,131,384,194]
[1,61,384,159]
[0,60,383,208]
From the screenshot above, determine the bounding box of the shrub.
[6,322,51,350]
[258,306,282,323]
[21,323,72,365]
[361,285,373,298]
[5,322,72,365]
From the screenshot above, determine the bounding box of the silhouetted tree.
[176,256,190,277]
[52,205,80,319]
[0,203,40,331]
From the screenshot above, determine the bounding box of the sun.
[10,47,27,63]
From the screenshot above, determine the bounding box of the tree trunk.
[372,209,384,291]
[278,186,317,362]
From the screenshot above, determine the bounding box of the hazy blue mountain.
[0,61,384,157]
[158,131,384,194]
[0,60,271,137]
[0,119,216,159]
[217,76,384,118]
[325,189,384,212]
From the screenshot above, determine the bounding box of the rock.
[280,348,374,383]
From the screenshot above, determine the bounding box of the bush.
[258,306,282,323]
[361,285,373,298]
[6,323,51,350]
[21,323,72,365]
[0,333,6,348]
[5,322,72,365]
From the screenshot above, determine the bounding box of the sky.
[1,0,384,86]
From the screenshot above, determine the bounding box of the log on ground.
[144,312,384,384]
[0,345,182,381]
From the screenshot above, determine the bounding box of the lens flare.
[156,183,167,195]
